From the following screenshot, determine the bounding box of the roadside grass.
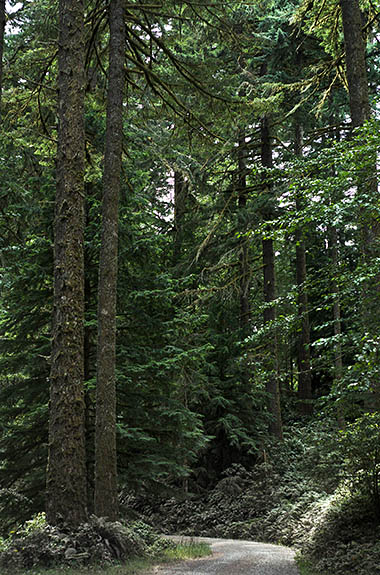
[161,541,211,561]
[296,555,329,575]
[2,541,212,575]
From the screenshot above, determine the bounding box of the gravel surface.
[154,537,299,575]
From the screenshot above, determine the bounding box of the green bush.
[303,492,380,575]
[125,422,341,544]
[340,413,380,515]
[0,515,148,569]
[125,419,380,574]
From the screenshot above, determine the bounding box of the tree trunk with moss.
[340,0,370,127]
[46,0,87,527]
[94,0,125,521]
[340,0,377,263]
[340,0,380,407]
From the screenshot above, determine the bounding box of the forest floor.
[125,423,380,575]
[151,537,299,575]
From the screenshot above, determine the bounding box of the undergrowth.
[0,515,210,572]
[124,419,380,575]
[296,556,325,575]
[0,541,211,575]
[3,418,379,574]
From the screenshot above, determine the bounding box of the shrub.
[303,492,380,575]
[124,420,380,575]
[0,515,149,569]
[340,413,380,516]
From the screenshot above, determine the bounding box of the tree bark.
[340,0,370,127]
[340,0,377,260]
[84,248,95,515]
[46,0,87,527]
[261,116,283,440]
[94,0,125,521]
[340,0,380,407]
[294,123,313,415]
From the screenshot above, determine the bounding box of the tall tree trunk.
[294,123,313,415]
[46,0,87,527]
[340,0,370,127]
[84,250,95,515]
[94,0,125,521]
[0,0,5,114]
[340,0,380,407]
[340,0,377,261]
[261,116,283,440]
[238,130,250,334]
[172,170,190,493]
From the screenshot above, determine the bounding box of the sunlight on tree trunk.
[340,0,380,408]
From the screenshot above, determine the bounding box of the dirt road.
[155,537,299,575]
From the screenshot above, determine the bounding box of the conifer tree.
[94,0,125,521]
[340,0,379,406]
[340,0,370,127]
[46,0,87,527]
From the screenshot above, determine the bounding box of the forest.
[0,0,380,574]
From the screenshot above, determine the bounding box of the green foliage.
[1,5,380,574]
[0,544,211,575]
[0,516,170,569]
[125,422,341,541]
[0,515,210,573]
[130,419,380,575]
[340,413,380,513]
[302,492,380,575]
[12,513,48,537]
[162,541,211,561]
[296,556,327,575]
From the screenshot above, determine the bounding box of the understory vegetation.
[0,516,211,572]
[125,418,380,575]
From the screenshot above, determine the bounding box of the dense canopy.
[0,0,380,573]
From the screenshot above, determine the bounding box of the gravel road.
[153,536,299,575]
